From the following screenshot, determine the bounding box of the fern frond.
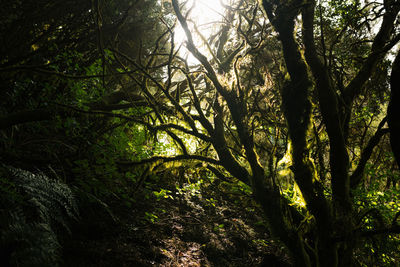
[10,167,79,232]
[0,165,79,266]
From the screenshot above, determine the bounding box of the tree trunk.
[389,50,400,168]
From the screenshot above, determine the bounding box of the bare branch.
[117,154,221,166]
[343,2,400,106]
[350,117,389,188]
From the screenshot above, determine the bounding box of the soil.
[62,179,292,267]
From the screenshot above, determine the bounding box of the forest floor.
[62,177,292,267]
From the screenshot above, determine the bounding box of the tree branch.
[117,154,221,166]
[302,0,351,214]
[350,118,389,188]
[342,2,400,138]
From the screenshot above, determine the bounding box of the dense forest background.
[1,0,400,266]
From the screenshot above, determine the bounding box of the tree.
[118,0,398,265]
[0,1,168,264]
[0,0,164,168]
[1,0,400,266]
[259,0,400,265]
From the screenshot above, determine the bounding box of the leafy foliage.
[1,0,400,266]
[0,165,78,266]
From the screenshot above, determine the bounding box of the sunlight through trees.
[1,0,400,266]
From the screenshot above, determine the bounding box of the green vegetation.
[1,0,399,266]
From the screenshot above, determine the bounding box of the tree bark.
[261,1,337,266]
[388,50,400,168]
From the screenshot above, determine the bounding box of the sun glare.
[172,0,227,65]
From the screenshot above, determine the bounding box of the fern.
[1,208,60,267]
[11,167,79,232]
[0,165,79,266]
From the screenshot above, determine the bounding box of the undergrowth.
[0,165,78,266]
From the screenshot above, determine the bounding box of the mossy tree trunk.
[388,50,400,168]
[260,0,400,266]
